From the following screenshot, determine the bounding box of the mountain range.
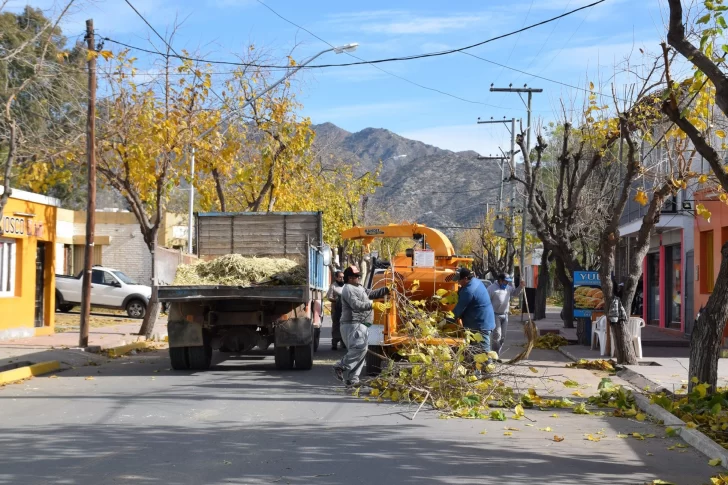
[312,122,507,231]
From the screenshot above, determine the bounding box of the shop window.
[0,238,17,297]
[701,230,715,294]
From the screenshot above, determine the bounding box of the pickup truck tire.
[365,345,384,376]
[294,341,314,370]
[58,304,74,313]
[187,344,212,370]
[313,327,321,352]
[274,345,294,370]
[126,299,146,319]
[169,347,190,370]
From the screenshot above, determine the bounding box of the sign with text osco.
[1,214,44,238]
[573,271,604,318]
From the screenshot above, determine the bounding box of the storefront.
[0,188,58,340]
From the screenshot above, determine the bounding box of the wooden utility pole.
[79,19,96,348]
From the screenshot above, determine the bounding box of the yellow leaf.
[696,203,712,222]
[699,174,709,184]
[710,458,723,466]
[617,433,629,438]
[550,413,559,418]
[585,434,601,442]
[635,413,646,422]
[717,129,726,139]
[487,351,499,360]
[85,376,95,380]
[479,430,487,435]
[99,50,114,61]
[504,426,520,431]
[412,280,420,286]
[49,375,58,379]
[686,421,698,429]
[553,435,565,442]
[503,432,513,436]
[539,427,553,432]
[86,49,99,61]
[369,388,380,397]
[572,391,584,397]
[435,288,449,297]
[529,366,539,373]
[514,404,525,418]
[473,353,489,363]
[589,81,595,90]
[634,190,649,206]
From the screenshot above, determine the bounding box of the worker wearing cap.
[452,268,495,354]
[333,265,389,387]
[488,273,525,355]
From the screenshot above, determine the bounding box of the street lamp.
[186,42,359,253]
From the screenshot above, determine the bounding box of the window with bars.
[0,238,17,297]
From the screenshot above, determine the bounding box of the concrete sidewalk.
[0,317,168,370]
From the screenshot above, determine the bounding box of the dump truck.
[341,223,472,374]
[158,212,330,371]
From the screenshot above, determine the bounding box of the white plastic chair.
[608,317,645,359]
[628,317,645,359]
[591,316,608,356]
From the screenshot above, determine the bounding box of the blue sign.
[573,271,603,318]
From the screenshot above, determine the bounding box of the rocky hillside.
[312,123,508,230]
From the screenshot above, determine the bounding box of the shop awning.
[618,214,692,238]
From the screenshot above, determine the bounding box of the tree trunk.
[611,319,637,364]
[535,248,550,320]
[138,228,160,339]
[555,257,574,328]
[212,167,226,212]
[689,242,728,393]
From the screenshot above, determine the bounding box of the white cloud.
[324,10,483,35]
[398,124,506,155]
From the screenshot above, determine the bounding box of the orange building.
[693,190,728,337]
[0,188,58,340]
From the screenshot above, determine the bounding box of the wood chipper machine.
[340,223,473,374]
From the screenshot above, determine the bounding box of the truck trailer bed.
[158,285,310,303]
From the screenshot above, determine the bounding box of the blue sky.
[10,0,672,155]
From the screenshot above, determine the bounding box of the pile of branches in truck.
[173,254,307,287]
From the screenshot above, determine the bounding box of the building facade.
[0,188,59,340]
[57,210,191,285]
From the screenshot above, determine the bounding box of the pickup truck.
[159,212,329,371]
[55,266,152,318]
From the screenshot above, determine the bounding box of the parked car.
[56,266,152,318]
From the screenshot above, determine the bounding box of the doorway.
[34,243,46,328]
[646,252,660,326]
[685,250,694,336]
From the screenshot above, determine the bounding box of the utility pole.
[477,117,516,212]
[79,19,96,348]
[187,147,195,254]
[490,84,543,319]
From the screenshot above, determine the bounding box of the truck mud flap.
[168,320,204,348]
[275,318,312,347]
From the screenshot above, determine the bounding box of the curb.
[106,341,152,357]
[632,392,728,467]
[0,361,60,386]
[557,346,579,362]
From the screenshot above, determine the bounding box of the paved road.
[0,323,720,484]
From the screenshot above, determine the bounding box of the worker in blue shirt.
[451,267,496,354]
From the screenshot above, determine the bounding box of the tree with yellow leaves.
[94,46,211,337]
[661,0,728,392]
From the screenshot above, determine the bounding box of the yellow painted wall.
[0,196,57,338]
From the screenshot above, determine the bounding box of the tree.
[0,3,82,220]
[662,0,728,391]
[454,209,537,279]
[95,46,209,338]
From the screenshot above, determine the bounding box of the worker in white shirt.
[487,273,525,355]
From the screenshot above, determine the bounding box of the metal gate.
[34,243,46,328]
[685,250,694,336]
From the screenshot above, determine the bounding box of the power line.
[103,0,606,71]
[253,0,519,108]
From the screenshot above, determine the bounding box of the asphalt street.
[0,322,720,485]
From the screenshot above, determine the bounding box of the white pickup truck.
[55,266,152,318]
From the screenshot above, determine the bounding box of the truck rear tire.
[188,345,212,370]
[274,345,294,370]
[169,347,190,370]
[366,345,384,376]
[313,327,321,352]
[294,341,314,370]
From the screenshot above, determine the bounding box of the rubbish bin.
[578,318,592,346]
[521,287,536,313]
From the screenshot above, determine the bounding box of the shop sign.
[1,214,44,238]
[573,271,604,318]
